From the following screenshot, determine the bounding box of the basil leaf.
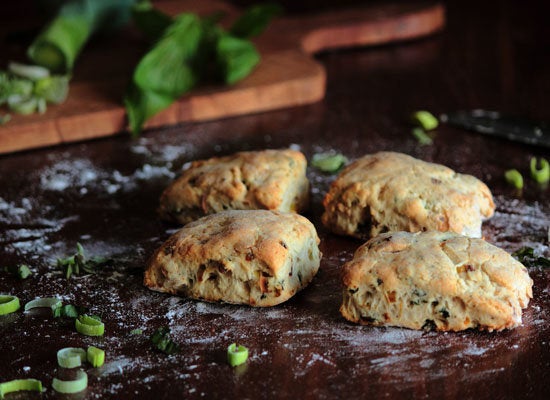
[230,2,282,39]
[216,34,260,85]
[124,82,174,136]
[133,13,202,96]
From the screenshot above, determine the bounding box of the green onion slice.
[0,295,20,316]
[505,169,524,190]
[75,314,105,336]
[0,379,43,398]
[8,62,50,81]
[87,346,105,368]
[412,127,433,145]
[57,347,87,369]
[227,343,249,367]
[130,328,143,335]
[24,297,62,313]
[16,264,32,279]
[311,152,348,173]
[530,157,549,185]
[51,370,88,394]
[411,110,439,131]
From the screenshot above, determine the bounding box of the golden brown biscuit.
[144,210,321,307]
[340,231,533,331]
[322,152,495,239]
[159,149,310,224]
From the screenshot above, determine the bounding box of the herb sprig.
[57,243,111,279]
[512,247,550,268]
[151,327,180,355]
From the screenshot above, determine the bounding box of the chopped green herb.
[52,370,87,394]
[130,328,143,335]
[87,346,105,368]
[227,343,249,367]
[75,314,105,336]
[311,152,348,173]
[150,327,180,355]
[411,110,439,131]
[0,295,20,316]
[3,264,32,280]
[24,297,62,313]
[512,246,550,268]
[53,304,86,319]
[504,169,523,190]
[57,347,86,368]
[57,243,111,279]
[530,157,549,185]
[412,127,433,146]
[0,379,43,398]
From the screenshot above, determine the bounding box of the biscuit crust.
[340,231,533,331]
[159,149,310,224]
[144,210,321,307]
[322,152,495,239]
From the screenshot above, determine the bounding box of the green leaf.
[230,2,282,39]
[124,82,174,137]
[133,13,202,96]
[216,34,260,85]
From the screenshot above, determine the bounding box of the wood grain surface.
[0,0,444,154]
[0,0,549,399]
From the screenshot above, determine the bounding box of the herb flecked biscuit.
[158,149,310,224]
[341,231,533,332]
[322,152,495,239]
[144,210,321,306]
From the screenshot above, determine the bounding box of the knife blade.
[439,109,550,148]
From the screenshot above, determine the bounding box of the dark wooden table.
[1,1,549,399]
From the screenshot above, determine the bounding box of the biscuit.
[340,231,533,331]
[159,149,310,224]
[322,152,495,239]
[144,210,321,307]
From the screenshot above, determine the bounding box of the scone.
[322,152,495,239]
[144,210,321,306]
[159,149,310,224]
[341,231,533,331]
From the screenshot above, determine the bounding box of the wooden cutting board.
[0,1,444,154]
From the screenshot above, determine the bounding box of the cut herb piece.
[3,264,32,280]
[75,314,105,336]
[512,246,550,268]
[53,304,86,319]
[311,152,348,173]
[530,157,549,185]
[0,295,20,316]
[412,127,433,146]
[230,3,282,39]
[130,328,143,335]
[0,379,43,398]
[52,370,87,394]
[216,34,260,84]
[57,243,111,279]
[8,62,50,81]
[150,327,180,355]
[411,110,439,131]
[87,346,105,368]
[504,169,523,190]
[227,343,249,367]
[57,347,87,368]
[24,297,62,313]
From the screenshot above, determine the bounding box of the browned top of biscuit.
[159,149,308,223]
